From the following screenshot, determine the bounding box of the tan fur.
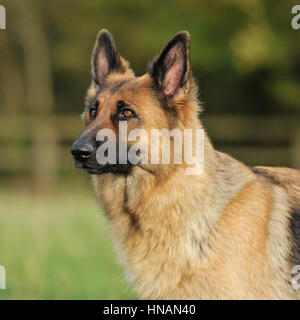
[76,31,300,299]
[92,150,300,299]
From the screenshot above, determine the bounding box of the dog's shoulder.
[251,165,300,266]
[251,166,300,192]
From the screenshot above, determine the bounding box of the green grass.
[0,181,134,299]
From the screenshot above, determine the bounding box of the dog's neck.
[93,131,253,298]
[94,130,249,238]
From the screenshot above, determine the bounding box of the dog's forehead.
[87,77,143,105]
[105,77,139,96]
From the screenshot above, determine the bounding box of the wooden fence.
[0,113,299,189]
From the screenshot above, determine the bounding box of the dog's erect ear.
[148,31,191,98]
[91,29,125,88]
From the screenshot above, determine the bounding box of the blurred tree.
[0,26,25,114]
[8,0,57,191]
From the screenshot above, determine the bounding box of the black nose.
[71,141,94,161]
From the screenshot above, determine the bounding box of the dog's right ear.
[91,29,127,88]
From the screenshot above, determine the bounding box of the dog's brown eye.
[123,109,133,118]
[89,101,99,121]
[119,108,135,120]
[89,106,98,121]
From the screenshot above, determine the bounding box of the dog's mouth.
[85,167,106,174]
[74,159,131,175]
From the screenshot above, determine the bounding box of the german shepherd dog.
[71,29,300,299]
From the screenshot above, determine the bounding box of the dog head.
[71,29,199,175]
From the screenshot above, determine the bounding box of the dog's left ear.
[148,31,191,98]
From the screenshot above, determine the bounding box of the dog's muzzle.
[71,137,132,175]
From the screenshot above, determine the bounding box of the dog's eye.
[119,108,135,120]
[89,103,98,121]
[89,108,97,120]
[123,109,133,118]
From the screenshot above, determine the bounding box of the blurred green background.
[0,0,299,299]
